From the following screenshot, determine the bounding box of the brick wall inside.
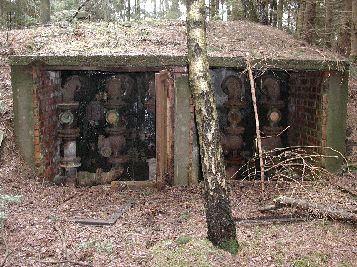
[288,71,325,149]
[33,70,62,180]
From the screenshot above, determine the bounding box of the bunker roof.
[9,20,348,71]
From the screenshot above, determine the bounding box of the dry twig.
[246,59,265,192]
[0,229,12,267]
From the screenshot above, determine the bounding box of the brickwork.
[33,70,62,180]
[288,72,324,149]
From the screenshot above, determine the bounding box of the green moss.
[175,235,192,245]
[150,238,219,267]
[218,238,239,255]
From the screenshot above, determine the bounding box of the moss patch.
[150,237,223,267]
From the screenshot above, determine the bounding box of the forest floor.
[0,25,357,267]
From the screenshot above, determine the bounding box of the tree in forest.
[324,0,334,47]
[277,0,284,29]
[335,0,352,55]
[301,0,316,43]
[351,0,357,62]
[186,0,239,253]
[40,0,51,24]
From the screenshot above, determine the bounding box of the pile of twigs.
[239,146,347,183]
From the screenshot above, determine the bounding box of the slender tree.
[335,0,352,55]
[277,0,284,29]
[230,0,242,20]
[325,0,334,47]
[40,0,51,24]
[186,0,238,253]
[257,0,269,25]
[297,0,305,37]
[350,0,357,61]
[302,0,317,43]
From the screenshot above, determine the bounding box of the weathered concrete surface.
[174,75,195,185]
[325,71,349,171]
[9,55,349,71]
[11,65,35,164]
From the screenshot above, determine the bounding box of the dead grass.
[2,20,344,61]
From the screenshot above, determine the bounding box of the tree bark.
[297,0,305,37]
[257,0,269,25]
[186,0,238,252]
[277,0,284,29]
[230,0,241,20]
[351,0,357,62]
[324,0,334,47]
[269,0,277,27]
[335,0,352,55]
[301,0,317,43]
[127,0,131,21]
[40,0,51,24]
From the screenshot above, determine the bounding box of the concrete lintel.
[9,55,349,72]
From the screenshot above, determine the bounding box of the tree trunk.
[335,0,352,56]
[269,0,277,27]
[351,0,357,62]
[209,0,219,19]
[40,0,51,24]
[277,0,284,29]
[135,0,140,19]
[324,0,334,47]
[257,0,269,25]
[302,0,317,43]
[230,0,241,20]
[186,0,238,253]
[297,0,305,37]
[127,0,131,21]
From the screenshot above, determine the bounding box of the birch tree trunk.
[351,0,357,62]
[186,0,238,253]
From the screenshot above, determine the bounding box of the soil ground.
[0,25,356,267]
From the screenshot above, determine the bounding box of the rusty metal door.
[155,70,174,184]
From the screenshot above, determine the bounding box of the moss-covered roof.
[8,20,348,70]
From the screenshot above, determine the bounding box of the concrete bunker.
[10,22,349,186]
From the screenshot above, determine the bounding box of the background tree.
[277,0,284,29]
[40,0,51,24]
[350,0,356,61]
[301,0,316,43]
[324,0,334,47]
[186,0,238,253]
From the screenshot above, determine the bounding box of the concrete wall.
[324,71,348,171]
[11,65,35,165]
[173,74,199,185]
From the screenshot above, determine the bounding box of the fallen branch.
[235,215,306,225]
[71,201,133,226]
[38,259,93,266]
[0,229,13,267]
[246,59,265,192]
[70,0,91,22]
[271,196,357,223]
[335,183,357,198]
